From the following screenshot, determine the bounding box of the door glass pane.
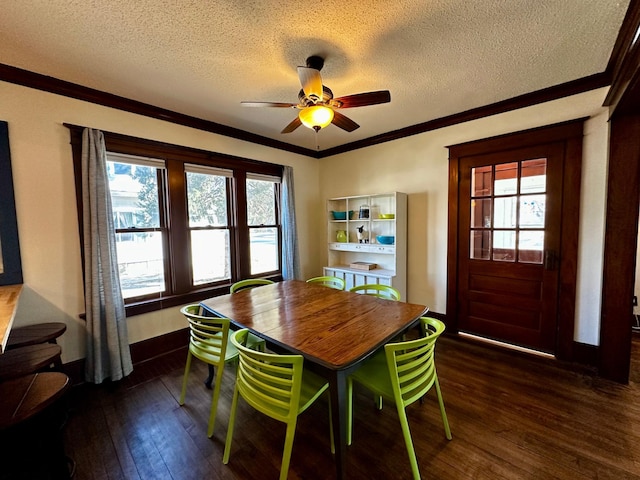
[470,230,490,260]
[191,229,231,285]
[247,179,276,225]
[494,196,517,228]
[494,162,518,195]
[186,172,228,227]
[250,227,278,274]
[493,230,515,262]
[471,166,492,197]
[471,199,491,228]
[519,195,545,228]
[521,158,546,193]
[519,231,544,263]
[115,231,165,298]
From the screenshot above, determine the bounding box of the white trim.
[247,172,281,183]
[106,152,165,169]
[184,163,233,177]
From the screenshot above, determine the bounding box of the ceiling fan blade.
[281,116,302,134]
[241,101,297,108]
[332,90,391,108]
[297,66,323,101]
[332,111,360,132]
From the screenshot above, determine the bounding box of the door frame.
[447,119,585,361]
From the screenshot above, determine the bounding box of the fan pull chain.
[315,129,320,151]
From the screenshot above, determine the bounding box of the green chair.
[230,278,274,293]
[179,304,239,438]
[347,317,451,480]
[223,329,333,480]
[199,279,271,389]
[349,283,401,301]
[306,275,345,290]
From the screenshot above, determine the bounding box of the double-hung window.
[247,173,281,275]
[107,153,167,300]
[185,164,233,286]
[69,126,283,316]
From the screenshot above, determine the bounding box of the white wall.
[1,80,323,363]
[319,88,611,345]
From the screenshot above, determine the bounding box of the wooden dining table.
[200,279,428,479]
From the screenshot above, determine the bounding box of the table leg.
[329,370,347,480]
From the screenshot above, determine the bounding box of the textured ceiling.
[0,0,631,152]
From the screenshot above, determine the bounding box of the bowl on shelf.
[379,213,395,219]
[331,210,354,220]
[376,235,395,245]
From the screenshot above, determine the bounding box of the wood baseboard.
[62,328,189,385]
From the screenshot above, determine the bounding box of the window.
[185,164,232,286]
[246,174,281,275]
[107,153,166,299]
[68,127,283,315]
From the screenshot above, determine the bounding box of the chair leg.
[279,421,298,480]
[434,375,452,440]
[223,385,240,464]
[179,352,193,405]
[327,392,334,454]
[204,364,214,389]
[396,405,421,480]
[347,378,353,446]
[207,364,225,438]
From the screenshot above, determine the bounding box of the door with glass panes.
[457,142,564,353]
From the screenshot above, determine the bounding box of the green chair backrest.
[349,283,401,301]
[181,304,232,366]
[385,316,445,407]
[230,278,275,294]
[306,275,346,290]
[229,329,305,423]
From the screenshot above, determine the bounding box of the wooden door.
[456,143,565,353]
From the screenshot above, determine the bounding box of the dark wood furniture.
[7,322,67,369]
[200,279,427,479]
[0,343,62,381]
[7,322,67,349]
[0,372,72,479]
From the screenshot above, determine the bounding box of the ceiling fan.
[241,56,391,134]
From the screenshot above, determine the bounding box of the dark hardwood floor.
[62,333,640,480]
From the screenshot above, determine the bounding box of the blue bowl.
[331,210,353,220]
[376,235,395,245]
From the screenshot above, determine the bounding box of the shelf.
[327,265,395,277]
[325,192,407,299]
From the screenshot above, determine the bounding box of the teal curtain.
[281,166,300,280]
[82,128,133,383]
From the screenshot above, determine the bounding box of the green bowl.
[379,213,395,219]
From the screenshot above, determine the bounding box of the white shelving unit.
[323,192,407,300]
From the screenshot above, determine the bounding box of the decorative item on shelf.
[356,225,368,244]
[350,262,377,270]
[336,230,347,242]
[331,210,353,220]
[358,205,370,219]
[376,235,395,245]
[379,213,395,219]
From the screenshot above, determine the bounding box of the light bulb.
[298,105,334,131]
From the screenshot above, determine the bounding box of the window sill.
[78,275,282,319]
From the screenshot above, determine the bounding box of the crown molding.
[1,63,610,159]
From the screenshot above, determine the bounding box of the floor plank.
[61,333,640,479]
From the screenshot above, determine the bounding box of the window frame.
[68,126,283,316]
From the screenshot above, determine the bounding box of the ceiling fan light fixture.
[299,105,334,131]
